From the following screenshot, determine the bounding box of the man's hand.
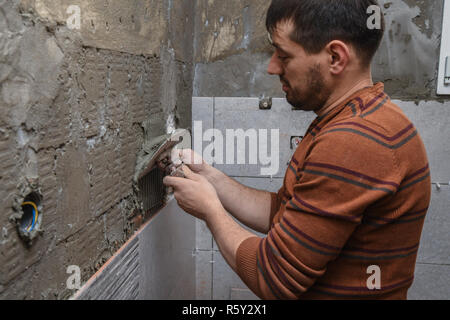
[157,148,210,176]
[164,164,256,274]
[163,165,223,221]
[159,148,273,234]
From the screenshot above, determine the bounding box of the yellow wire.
[21,201,38,232]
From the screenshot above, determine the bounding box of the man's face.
[267,21,331,111]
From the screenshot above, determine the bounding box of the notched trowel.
[133,129,189,183]
[132,129,189,219]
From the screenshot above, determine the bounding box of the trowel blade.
[134,129,188,182]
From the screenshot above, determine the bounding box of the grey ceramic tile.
[417,185,450,265]
[192,97,215,251]
[195,249,213,300]
[408,263,450,300]
[139,200,196,299]
[192,97,214,163]
[75,200,196,300]
[395,100,450,182]
[213,97,315,178]
[75,236,140,300]
[192,97,214,123]
[196,219,213,251]
[212,250,255,300]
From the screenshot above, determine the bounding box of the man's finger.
[170,148,183,166]
[179,149,203,165]
[163,175,184,188]
[181,165,201,181]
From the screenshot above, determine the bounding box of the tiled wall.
[193,97,450,300]
[75,200,197,300]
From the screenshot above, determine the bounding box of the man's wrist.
[205,202,228,230]
[203,165,222,186]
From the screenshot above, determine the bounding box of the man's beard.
[284,63,331,111]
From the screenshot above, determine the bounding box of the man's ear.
[325,40,350,75]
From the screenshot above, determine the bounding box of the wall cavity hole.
[19,192,43,236]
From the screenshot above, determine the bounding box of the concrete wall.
[193,0,450,300]
[193,0,446,101]
[0,0,195,299]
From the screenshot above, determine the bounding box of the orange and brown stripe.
[236,83,431,300]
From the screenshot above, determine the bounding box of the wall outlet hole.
[19,192,43,235]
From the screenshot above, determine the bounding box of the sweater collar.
[314,79,378,118]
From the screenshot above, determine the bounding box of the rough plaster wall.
[0,0,194,299]
[193,0,447,102]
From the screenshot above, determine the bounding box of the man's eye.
[278,56,288,61]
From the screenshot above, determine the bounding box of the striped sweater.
[236,83,431,300]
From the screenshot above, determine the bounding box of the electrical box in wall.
[438,0,450,95]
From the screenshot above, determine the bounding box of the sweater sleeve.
[268,187,283,226]
[236,126,402,299]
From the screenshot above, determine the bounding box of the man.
[162,0,431,299]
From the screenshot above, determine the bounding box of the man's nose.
[267,52,283,75]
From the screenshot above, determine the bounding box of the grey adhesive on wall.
[193,0,447,102]
[0,0,195,299]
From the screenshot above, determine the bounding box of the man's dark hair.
[266,0,385,67]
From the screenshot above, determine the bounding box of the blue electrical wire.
[29,207,36,232]
[21,202,38,233]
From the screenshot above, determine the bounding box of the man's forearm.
[206,205,256,272]
[204,166,273,234]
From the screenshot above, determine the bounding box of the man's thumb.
[181,165,200,181]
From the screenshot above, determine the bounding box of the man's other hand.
[157,149,210,176]
[163,165,223,221]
